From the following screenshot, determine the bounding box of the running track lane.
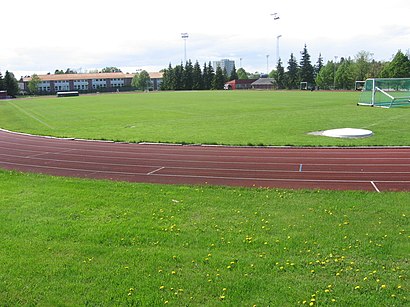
[1,129,410,192]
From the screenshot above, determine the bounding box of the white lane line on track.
[371,181,381,193]
[2,160,410,186]
[147,167,165,175]
[4,152,410,175]
[4,150,410,175]
[3,139,410,162]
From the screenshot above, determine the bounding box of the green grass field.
[1,91,409,305]
[1,90,410,146]
[0,170,408,306]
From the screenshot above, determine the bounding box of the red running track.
[1,129,410,192]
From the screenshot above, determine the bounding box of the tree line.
[160,61,238,91]
[159,46,410,91]
[272,47,410,90]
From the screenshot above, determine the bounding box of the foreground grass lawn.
[2,91,410,146]
[0,170,408,306]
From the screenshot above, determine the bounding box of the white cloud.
[1,0,409,78]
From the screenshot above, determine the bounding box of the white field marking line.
[371,181,381,193]
[7,101,54,129]
[3,151,410,176]
[147,167,165,175]
[4,152,410,175]
[2,160,408,184]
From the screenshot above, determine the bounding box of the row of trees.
[271,47,410,90]
[54,67,122,75]
[160,61,239,91]
[0,71,19,97]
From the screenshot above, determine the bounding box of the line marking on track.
[370,181,381,193]
[147,167,165,175]
[299,164,303,172]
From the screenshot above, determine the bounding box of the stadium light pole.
[276,35,282,66]
[181,33,189,63]
[270,13,280,67]
[334,55,338,90]
[266,55,270,74]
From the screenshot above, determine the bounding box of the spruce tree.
[299,44,315,85]
[212,66,225,90]
[229,64,238,81]
[314,53,324,80]
[203,62,214,90]
[173,64,184,90]
[183,60,194,90]
[192,61,203,90]
[285,53,299,89]
[276,59,285,89]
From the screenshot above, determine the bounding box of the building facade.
[21,72,163,94]
[212,59,235,77]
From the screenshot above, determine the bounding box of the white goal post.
[357,78,410,108]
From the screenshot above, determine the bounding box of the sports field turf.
[0,91,409,305]
[0,170,408,306]
[2,90,410,146]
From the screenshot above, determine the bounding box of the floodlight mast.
[276,35,282,65]
[181,33,189,63]
[266,55,270,74]
[334,55,338,89]
[270,13,281,67]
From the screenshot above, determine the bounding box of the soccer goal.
[358,78,410,108]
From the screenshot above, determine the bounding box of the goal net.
[357,78,410,108]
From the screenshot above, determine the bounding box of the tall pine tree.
[285,53,299,89]
[212,66,225,90]
[183,60,194,90]
[299,44,315,86]
[276,59,285,89]
[229,64,238,81]
[192,61,203,90]
[314,53,324,80]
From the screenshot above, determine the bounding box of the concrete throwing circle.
[322,128,373,138]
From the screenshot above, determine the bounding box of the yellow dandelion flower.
[354,285,360,290]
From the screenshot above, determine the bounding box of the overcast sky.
[1,0,409,78]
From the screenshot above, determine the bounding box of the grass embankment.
[0,170,408,305]
[2,91,410,146]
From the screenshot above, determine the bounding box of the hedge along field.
[0,170,408,306]
[1,90,410,146]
